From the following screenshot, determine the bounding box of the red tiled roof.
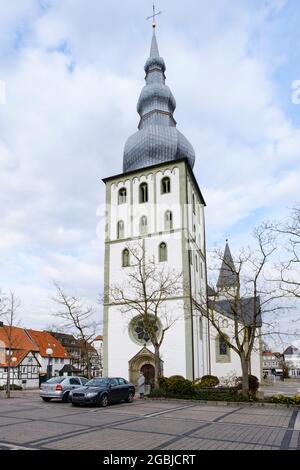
[0,325,39,352]
[94,335,103,341]
[27,330,70,359]
[0,350,33,367]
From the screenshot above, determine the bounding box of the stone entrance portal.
[141,363,155,388]
[128,347,162,392]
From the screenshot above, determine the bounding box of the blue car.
[70,377,135,407]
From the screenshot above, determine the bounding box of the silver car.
[40,376,88,403]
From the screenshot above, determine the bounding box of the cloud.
[0,0,299,333]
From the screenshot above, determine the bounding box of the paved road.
[0,393,299,450]
[261,379,300,397]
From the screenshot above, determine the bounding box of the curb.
[145,396,300,409]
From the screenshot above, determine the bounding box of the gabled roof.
[27,330,70,359]
[207,285,216,297]
[283,345,300,356]
[0,325,39,352]
[210,296,262,327]
[217,242,238,289]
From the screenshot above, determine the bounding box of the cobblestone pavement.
[0,394,299,450]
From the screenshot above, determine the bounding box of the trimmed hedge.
[194,375,219,389]
[155,375,246,402]
[0,384,23,391]
[268,394,300,405]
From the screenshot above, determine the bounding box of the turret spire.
[217,242,238,290]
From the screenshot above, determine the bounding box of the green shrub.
[167,376,193,395]
[236,375,259,397]
[267,394,300,405]
[199,375,219,388]
[193,375,219,389]
[158,376,169,392]
[149,387,167,398]
[268,394,293,405]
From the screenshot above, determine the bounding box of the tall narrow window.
[118,188,127,204]
[199,317,203,340]
[195,254,198,272]
[164,210,173,230]
[140,216,148,235]
[219,336,228,356]
[192,194,196,214]
[122,248,130,267]
[161,177,171,194]
[159,242,167,262]
[117,220,124,239]
[139,183,148,203]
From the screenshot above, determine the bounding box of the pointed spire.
[150,29,160,58]
[217,242,237,289]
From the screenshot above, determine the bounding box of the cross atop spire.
[146,2,162,29]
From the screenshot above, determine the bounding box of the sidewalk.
[0,388,40,400]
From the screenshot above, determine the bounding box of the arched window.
[118,188,127,204]
[161,177,171,194]
[140,216,148,235]
[117,220,124,239]
[159,242,167,262]
[139,183,148,203]
[122,248,130,267]
[219,335,228,356]
[215,333,231,362]
[222,319,228,329]
[164,210,173,231]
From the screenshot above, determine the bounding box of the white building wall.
[38,355,69,376]
[107,300,187,379]
[104,161,210,380]
[209,320,262,380]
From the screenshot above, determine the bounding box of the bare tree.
[193,227,287,398]
[268,204,300,300]
[109,242,182,388]
[51,283,99,378]
[0,291,21,398]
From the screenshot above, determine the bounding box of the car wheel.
[126,392,134,403]
[62,392,69,403]
[99,394,109,407]
[42,397,51,402]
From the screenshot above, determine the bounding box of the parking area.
[0,392,300,450]
[261,379,300,398]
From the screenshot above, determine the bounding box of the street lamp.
[46,348,53,380]
[11,357,17,389]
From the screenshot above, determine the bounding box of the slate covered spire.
[123,29,195,173]
[217,242,238,290]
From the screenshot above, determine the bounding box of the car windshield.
[85,378,108,387]
[47,377,65,384]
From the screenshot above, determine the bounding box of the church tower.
[102,27,210,383]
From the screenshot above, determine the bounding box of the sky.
[0,0,299,336]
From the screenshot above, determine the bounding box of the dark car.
[70,377,135,407]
